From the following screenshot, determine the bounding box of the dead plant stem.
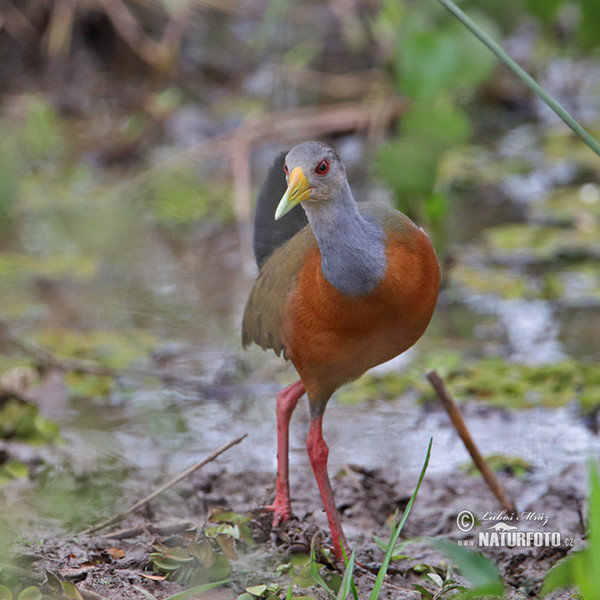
[426,370,517,515]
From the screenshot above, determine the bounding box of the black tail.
[253,151,309,269]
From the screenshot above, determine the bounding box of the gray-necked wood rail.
[242,141,440,560]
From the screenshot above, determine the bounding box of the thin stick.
[77,433,247,536]
[426,370,517,515]
[436,0,600,158]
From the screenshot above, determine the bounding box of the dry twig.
[426,369,518,515]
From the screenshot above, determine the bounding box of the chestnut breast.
[282,217,440,412]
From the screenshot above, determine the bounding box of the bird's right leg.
[265,379,305,525]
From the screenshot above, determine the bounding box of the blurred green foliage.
[370,0,600,233]
[144,168,234,228]
[338,354,600,410]
[460,453,533,479]
[0,460,29,486]
[373,0,497,228]
[542,460,600,599]
[0,133,17,231]
[0,399,60,445]
[0,97,64,235]
[32,454,129,528]
[33,328,156,372]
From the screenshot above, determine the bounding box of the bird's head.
[275,141,348,220]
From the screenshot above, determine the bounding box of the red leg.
[306,414,348,561]
[265,380,305,525]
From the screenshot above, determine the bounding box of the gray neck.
[303,184,387,296]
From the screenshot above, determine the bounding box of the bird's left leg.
[306,413,348,562]
[265,379,305,525]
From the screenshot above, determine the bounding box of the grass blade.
[337,547,356,600]
[310,546,337,600]
[435,0,600,158]
[370,437,433,600]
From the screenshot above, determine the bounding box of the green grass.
[541,459,600,599]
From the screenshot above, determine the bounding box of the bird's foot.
[264,498,292,527]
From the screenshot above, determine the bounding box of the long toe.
[264,500,292,527]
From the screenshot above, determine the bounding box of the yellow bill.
[274,167,312,220]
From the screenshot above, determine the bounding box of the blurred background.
[0,0,599,561]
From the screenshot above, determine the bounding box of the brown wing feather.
[242,224,317,358]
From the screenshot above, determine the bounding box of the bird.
[242,141,440,560]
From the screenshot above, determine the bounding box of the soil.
[6,441,586,600]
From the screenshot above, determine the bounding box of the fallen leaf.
[138,573,166,581]
[107,547,126,560]
[62,582,84,600]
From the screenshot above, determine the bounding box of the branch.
[426,370,517,515]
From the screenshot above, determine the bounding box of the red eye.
[283,163,289,175]
[315,159,329,175]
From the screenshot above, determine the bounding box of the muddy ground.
[5,411,586,600]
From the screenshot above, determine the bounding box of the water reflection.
[497,299,565,364]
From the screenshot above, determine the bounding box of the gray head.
[274,141,351,219]
[273,141,387,297]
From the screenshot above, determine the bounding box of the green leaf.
[309,547,336,600]
[376,136,439,200]
[4,461,29,479]
[207,554,232,581]
[151,557,183,572]
[398,31,460,99]
[588,458,600,577]
[402,104,471,150]
[425,191,448,224]
[188,539,214,567]
[61,582,83,600]
[0,585,12,600]
[427,572,444,588]
[411,583,434,600]
[285,583,294,600]
[522,0,563,22]
[541,554,578,596]
[432,539,504,597]
[246,585,267,597]
[579,0,600,49]
[17,588,42,600]
[542,459,600,599]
